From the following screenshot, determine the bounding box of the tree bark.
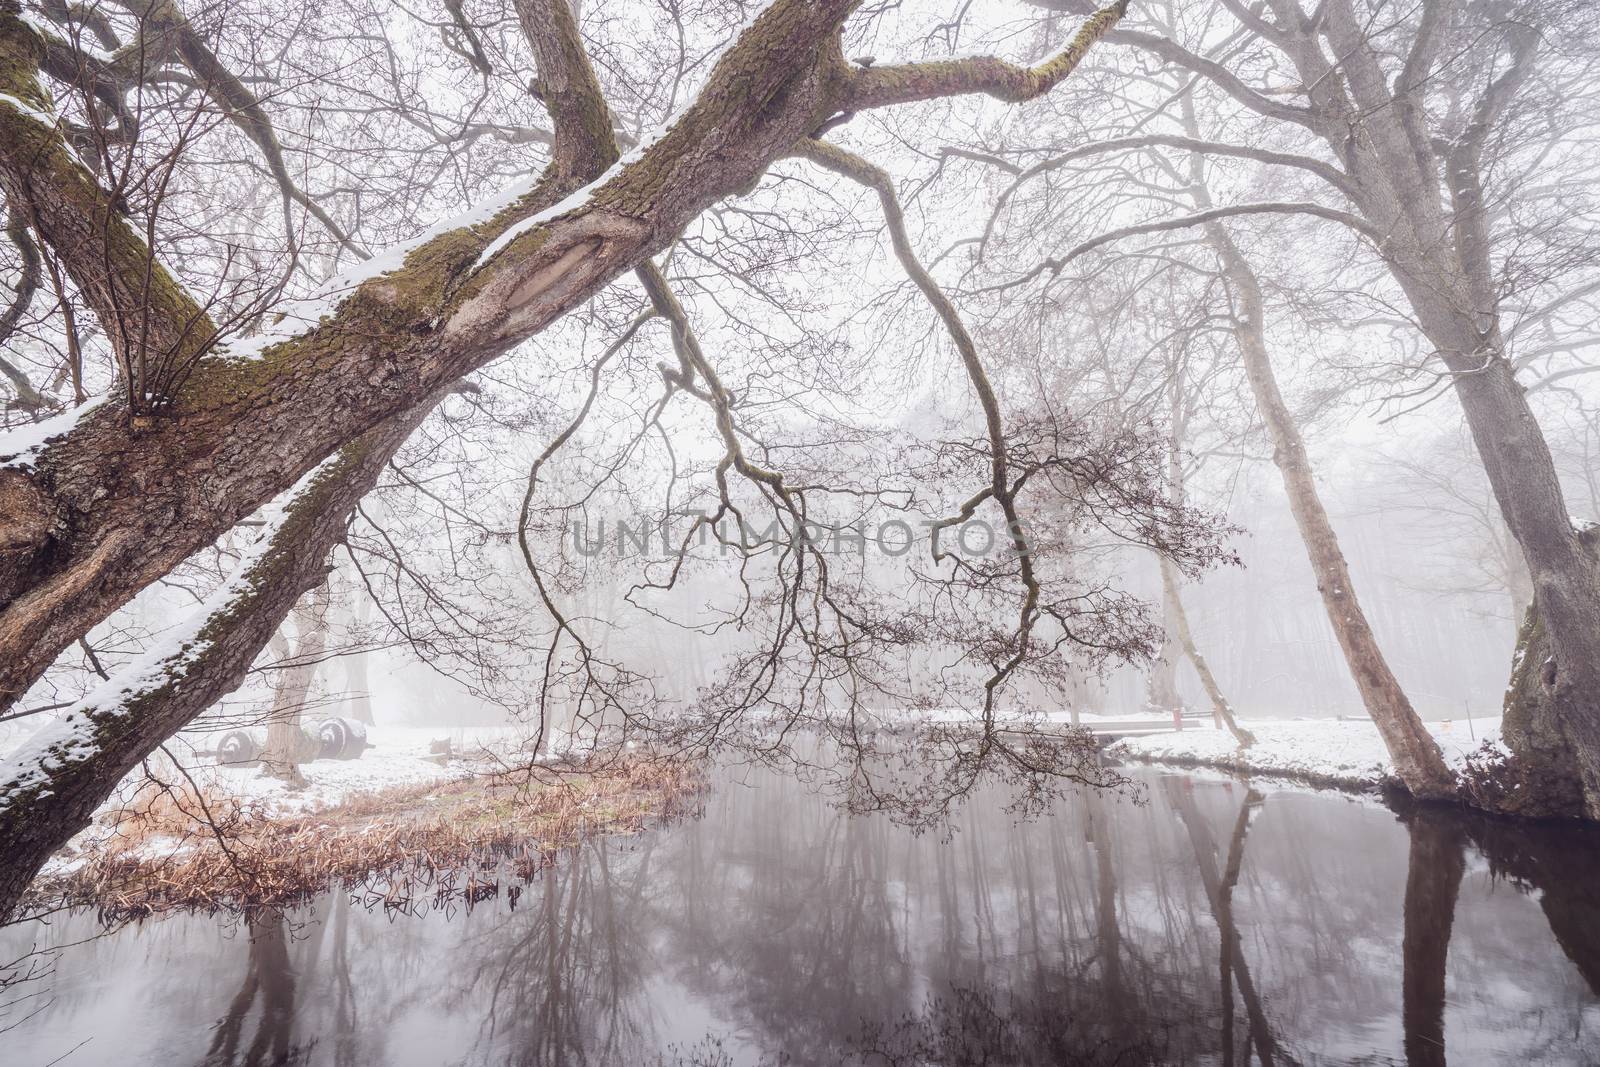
[1159,555,1255,748]
[0,394,436,921]
[1175,92,1453,797]
[1475,595,1588,818]
[259,580,332,785]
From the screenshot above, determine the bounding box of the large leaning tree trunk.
[1178,102,1452,796]
[0,394,436,919]
[0,0,624,919]
[0,0,1132,919]
[1210,238,1452,795]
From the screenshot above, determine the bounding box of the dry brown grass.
[29,755,705,921]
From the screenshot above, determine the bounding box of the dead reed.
[27,754,704,921]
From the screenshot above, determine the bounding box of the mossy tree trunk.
[1483,563,1595,820]
[0,397,434,921]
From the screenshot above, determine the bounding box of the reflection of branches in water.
[1165,779,1293,1067]
[0,946,56,1035]
[848,985,1164,1067]
[649,1035,784,1067]
[447,837,661,1067]
[203,910,308,1067]
[639,765,1217,1064]
[1,922,131,1037]
[652,793,914,1062]
[18,767,1600,1067]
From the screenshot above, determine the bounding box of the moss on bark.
[1461,602,1586,818]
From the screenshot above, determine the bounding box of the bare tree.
[1001,0,1600,812]
[0,0,1153,918]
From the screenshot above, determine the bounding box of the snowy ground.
[924,708,1206,727]
[1109,715,1503,789]
[173,724,538,814]
[0,711,1502,824]
[0,722,547,827]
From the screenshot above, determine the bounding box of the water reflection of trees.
[7,765,1600,1066]
[1458,812,1600,999]
[202,910,305,1067]
[636,769,1219,1064]
[1165,779,1292,1066]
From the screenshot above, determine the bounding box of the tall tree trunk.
[342,587,375,725]
[1316,0,1600,818]
[1395,298,1600,816]
[1145,596,1184,716]
[1176,98,1454,798]
[259,580,332,785]
[1159,556,1255,748]
[1274,0,1600,814]
[1221,252,1452,796]
[1162,381,1252,746]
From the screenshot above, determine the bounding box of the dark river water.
[3,764,1599,1066]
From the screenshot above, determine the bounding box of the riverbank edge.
[1105,746,1397,798]
[19,754,706,921]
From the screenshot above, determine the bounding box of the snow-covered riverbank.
[172,724,528,814]
[19,724,701,917]
[1108,715,1503,790]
